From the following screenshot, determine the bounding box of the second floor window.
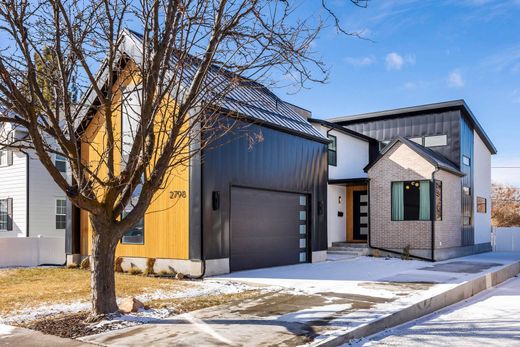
[328,134,337,166]
[55,154,67,173]
[0,150,13,167]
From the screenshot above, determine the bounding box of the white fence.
[0,237,65,267]
[493,227,520,252]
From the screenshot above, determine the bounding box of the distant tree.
[492,183,520,227]
[0,0,369,318]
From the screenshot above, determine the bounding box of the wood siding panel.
[79,63,190,260]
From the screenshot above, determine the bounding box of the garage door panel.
[230,187,308,271]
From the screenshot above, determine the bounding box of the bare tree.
[492,183,520,227]
[0,0,367,317]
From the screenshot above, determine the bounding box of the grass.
[0,267,193,316]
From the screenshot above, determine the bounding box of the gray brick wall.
[368,142,462,252]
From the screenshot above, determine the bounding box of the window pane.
[463,155,471,166]
[477,197,487,213]
[463,186,471,195]
[424,135,448,147]
[328,150,337,166]
[404,181,421,220]
[409,137,423,145]
[391,182,404,221]
[121,177,145,245]
[435,180,442,221]
[327,135,337,151]
[0,199,7,230]
[55,155,67,173]
[299,225,306,234]
[299,196,306,206]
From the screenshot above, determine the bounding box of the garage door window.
[299,195,308,263]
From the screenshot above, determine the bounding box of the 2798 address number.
[170,190,187,199]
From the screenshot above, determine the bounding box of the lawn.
[0,267,264,338]
[0,267,193,316]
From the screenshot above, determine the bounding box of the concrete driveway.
[353,275,520,346]
[81,253,520,346]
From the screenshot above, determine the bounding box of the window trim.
[55,198,67,230]
[327,134,337,167]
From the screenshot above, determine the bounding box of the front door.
[353,190,368,241]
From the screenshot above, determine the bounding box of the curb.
[313,261,520,347]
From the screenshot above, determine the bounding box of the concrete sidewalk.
[0,324,94,347]
[80,252,520,346]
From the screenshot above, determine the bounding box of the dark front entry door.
[353,190,368,241]
[230,187,309,272]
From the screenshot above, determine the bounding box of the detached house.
[0,122,67,266]
[66,30,328,276]
[317,100,495,261]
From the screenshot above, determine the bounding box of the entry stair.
[327,242,369,260]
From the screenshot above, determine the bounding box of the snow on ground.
[0,278,260,325]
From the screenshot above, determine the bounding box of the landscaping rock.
[175,272,184,280]
[118,297,145,313]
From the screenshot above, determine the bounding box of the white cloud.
[385,52,415,70]
[344,55,376,67]
[385,52,404,70]
[447,70,465,88]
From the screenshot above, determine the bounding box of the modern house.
[0,122,67,266]
[66,30,329,276]
[320,100,495,260]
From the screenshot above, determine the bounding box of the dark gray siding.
[460,118,474,245]
[201,119,328,260]
[342,110,461,166]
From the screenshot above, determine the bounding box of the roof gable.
[364,137,465,177]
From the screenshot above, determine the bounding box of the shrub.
[129,266,143,275]
[80,257,90,270]
[115,257,124,273]
[402,245,411,260]
[67,262,78,269]
[144,258,156,276]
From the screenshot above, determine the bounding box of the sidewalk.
[80,252,520,346]
[0,324,94,347]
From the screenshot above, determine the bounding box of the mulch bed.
[17,312,99,339]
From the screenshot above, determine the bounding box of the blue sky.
[280,0,520,186]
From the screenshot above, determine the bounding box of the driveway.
[81,253,520,346]
[352,275,520,346]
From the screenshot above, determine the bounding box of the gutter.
[431,168,439,261]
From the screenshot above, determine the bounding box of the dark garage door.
[230,187,309,272]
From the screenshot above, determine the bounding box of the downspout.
[431,168,439,262]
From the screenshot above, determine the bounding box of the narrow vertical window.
[477,197,487,213]
[0,199,8,230]
[56,199,67,229]
[435,180,442,221]
[328,134,337,166]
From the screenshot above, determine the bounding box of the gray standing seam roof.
[123,30,326,141]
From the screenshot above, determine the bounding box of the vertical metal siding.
[343,111,461,165]
[202,118,328,260]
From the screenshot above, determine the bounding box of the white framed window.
[0,198,13,231]
[424,135,448,147]
[0,150,13,167]
[55,198,67,229]
[55,154,67,173]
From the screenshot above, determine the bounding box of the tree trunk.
[90,221,120,316]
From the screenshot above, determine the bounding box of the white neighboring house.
[0,122,67,266]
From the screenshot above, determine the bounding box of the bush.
[129,266,142,275]
[402,245,411,260]
[144,258,156,276]
[67,262,78,269]
[79,257,90,270]
[115,257,124,273]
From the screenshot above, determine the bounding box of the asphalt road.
[352,275,520,347]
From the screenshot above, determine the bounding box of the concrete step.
[328,246,369,253]
[331,242,368,248]
[326,250,360,256]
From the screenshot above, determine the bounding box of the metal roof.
[308,118,377,143]
[364,136,465,176]
[122,30,326,142]
[326,100,497,154]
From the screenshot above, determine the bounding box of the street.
[353,276,520,347]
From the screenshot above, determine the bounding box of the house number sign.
[170,190,187,199]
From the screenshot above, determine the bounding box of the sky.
[279,0,520,187]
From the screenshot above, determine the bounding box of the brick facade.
[368,142,462,256]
